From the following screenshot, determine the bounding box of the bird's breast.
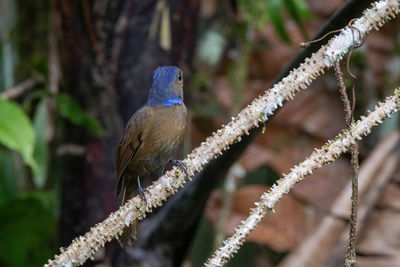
[138,104,187,171]
[152,104,186,139]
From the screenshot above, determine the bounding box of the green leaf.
[56,93,103,135]
[238,0,270,27]
[244,165,280,186]
[0,193,55,267]
[283,0,312,38]
[267,0,291,43]
[283,0,311,23]
[33,99,49,188]
[0,99,37,172]
[289,0,312,20]
[84,115,103,134]
[0,148,18,205]
[238,0,296,43]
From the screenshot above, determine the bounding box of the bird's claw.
[170,159,188,176]
[137,176,147,205]
[138,187,147,204]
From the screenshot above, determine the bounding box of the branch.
[334,62,360,266]
[46,1,400,266]
[278,131,400,267]
[0,74,44,99]
[132,2,389,264]
[205,88,400,267]
[276,0,375,82]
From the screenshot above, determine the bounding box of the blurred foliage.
[190,165,284,266]
[0,148,17,205]
[56,93,103,135]
[191,221,261,267]
[191,101,226,117]
[192,0,312,120]
[0,192,55,267]
[238,0,312,42]
[244,165,280,186]
[191,218,271,267]
[33,98,49,188]
[15,0,49,77]
[0,0,102,263]
[228,24,253,114]
[7,0,397,266]
[0,93,101,266]
[0,99,37,172]
[190,2,313,264]
[197,30,227,66]
[191,218,215,267]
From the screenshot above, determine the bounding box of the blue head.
[146,66,184,107]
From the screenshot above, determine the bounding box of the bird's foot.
[138,186,147,204]
[170,159,188,176]
[137,176,147,205]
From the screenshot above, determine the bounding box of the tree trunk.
[55,0,199,265]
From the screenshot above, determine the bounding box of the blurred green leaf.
[227,242,257,267]
[238,0,270,27]
[190,218,258,267]
[190,218,215,267]
[33,99,49,188]
[239,0,290,42]
[284,0,312,21]
[284,0,312,38]
[0,193,55,267]
[267,0,290,43]
[0,99,37,172]
[84,116,103,135]
[238,0,312,43]
[55,93,103,135]
[0,148,18,205]
[244,165,279,186]
[191,102,226,117]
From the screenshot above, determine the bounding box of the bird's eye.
[177,72,183,82]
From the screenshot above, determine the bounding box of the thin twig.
[334,63,352,124]
[0,75,44,99]
[345,144,359,267]
[346,51,357,116]
[347,17,365,116]
[300,29,342,48]
[334,60,359,267]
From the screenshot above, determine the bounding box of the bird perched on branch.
[115,66,187,246]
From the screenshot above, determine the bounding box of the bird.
[115,66,187,246]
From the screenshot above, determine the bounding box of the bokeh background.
[0,0,400,266]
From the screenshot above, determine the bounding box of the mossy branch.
[46,1,399,266]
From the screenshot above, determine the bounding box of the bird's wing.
[115,106,152,196]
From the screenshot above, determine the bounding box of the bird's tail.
[119,220,139,247]
[118,187,139,247]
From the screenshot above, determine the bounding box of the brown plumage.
[115,66,187,246]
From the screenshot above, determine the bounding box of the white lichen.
[125,212,133,226]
